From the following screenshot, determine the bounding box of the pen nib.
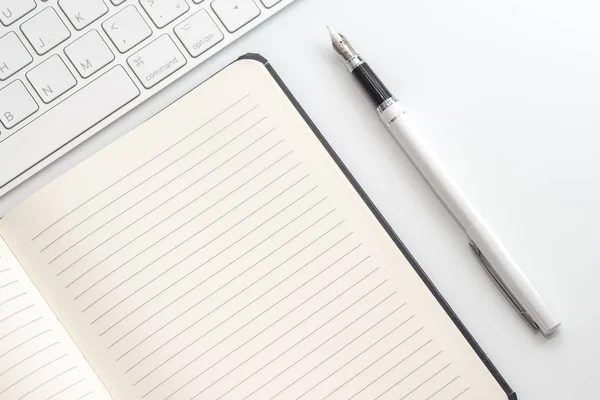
[327,26,357,61]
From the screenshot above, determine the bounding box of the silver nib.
[327,26,358,62]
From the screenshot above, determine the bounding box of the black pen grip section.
[352,63,393,107]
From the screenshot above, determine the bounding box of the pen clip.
[468,242,540,332]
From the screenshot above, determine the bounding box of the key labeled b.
[0,80,38,129]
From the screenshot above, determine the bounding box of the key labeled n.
[42,85,53,97]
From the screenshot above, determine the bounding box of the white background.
[2,0,599,398]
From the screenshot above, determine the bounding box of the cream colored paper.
[0,238,110,400]
[0,59,507,400]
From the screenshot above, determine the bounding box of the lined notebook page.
[0,59,507,400]
[0,239,110,400]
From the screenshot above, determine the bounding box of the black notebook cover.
[232,53,518,400]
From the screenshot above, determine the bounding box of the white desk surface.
[1,0,598,398]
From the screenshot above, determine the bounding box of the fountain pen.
[328,27,560,335]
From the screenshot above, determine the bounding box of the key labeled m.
[80,59,93,71]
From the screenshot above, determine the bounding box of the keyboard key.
[65,30,115,78]
[58,0,109,30]
[127,35,187,89]
[0,32,33,81]
[174,10,223,58]
[21,7,71,55]
[0,80,38,129]
[27,55,77,103]
[211,0,260,33]
[0,0,36,26]
[0,66,139,188]
[260,0,281,7]
[102,5,152,53]
[139,0,189,29]
[111,0,127,4]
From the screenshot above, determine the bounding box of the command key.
[127,35,187,89]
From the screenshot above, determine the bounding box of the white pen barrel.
[380,103,479,230]
[379,102,560,334]
[466,221,560,334]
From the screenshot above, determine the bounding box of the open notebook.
[0,55,516,400]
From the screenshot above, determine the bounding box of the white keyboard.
[0,0,296,195]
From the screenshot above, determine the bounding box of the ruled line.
[0,330,51,360]
[56,129,279,274]
[94,200,331,334]
[31,93,251,241]
[452,387,471,399]
[350,349,442,400]
[295,324,423,400]
[426,375,461,399]
[103,175,314,352]
[136,244,365,392]
[214,282,390,400]
[48,117,272,265]
[89,194,323,329]
[323,337,433,399]
[133,254,370,387]
[0,353,68,396]
[120,227,352,368]
[40,104,262,253]
[99,194,326,341]
[196,274,385,400]
[244,297,404,400]
[17,366,77,400]
[125,219,350,378]
[0,316,43,342]
[0,342,60,378]
[79,169,312,313]
[46,378,86,400]
[396,363,452,400]
[90,199,327,329]
[0,280,18,290]
[273,314,415,400]
[0,304,35,323]
[68,148,293,291]
[66,154,298,291]
[58,138,286,279]
[0,292,27,306]
[176,270,383,400]
[114,224,352,361]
